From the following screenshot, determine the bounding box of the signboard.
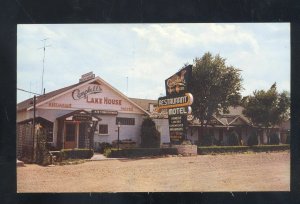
[72,85,102,100]
[165,65,192,96]
[168,115,188,143]
[79,71,95,82]
[73,114,92,121]
[92,110,118,115]
[168,106,192,116]
[160,64,193,144]
[157,93,193,112]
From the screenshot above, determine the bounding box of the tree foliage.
[242,83,290,128]
[190,52,243,142]
[141,117,161,148]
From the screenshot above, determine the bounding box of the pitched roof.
[129,98,157,112]
[17,79,91,111]
[17,76,150,115]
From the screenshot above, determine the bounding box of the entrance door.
[64,123,77,149]
[78,123,87,148]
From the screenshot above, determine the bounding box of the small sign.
[168,115,187,143]
[79,71,95,83]
[73,114,92,121]
[165,65,192,96]
[168,106,192,116]
[92,110,118,115]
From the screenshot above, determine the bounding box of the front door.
[64,123,77,149]
[78,123,87,148]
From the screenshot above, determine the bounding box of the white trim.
[212,115,226,126]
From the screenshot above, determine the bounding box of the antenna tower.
[39,38,51,94]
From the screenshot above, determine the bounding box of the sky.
[17,23,290,103]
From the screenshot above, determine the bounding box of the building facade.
[17,74,156,158]
[17,73,290,158]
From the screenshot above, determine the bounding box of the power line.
[17,88,41,96]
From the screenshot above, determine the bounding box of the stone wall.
[172,144,197,156]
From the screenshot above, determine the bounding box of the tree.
[190,52,243,144]
[141,117,161,148]
[242,83,290,144]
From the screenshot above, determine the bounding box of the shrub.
[202,134,213,146]
[36,128,50,166]
[251,144,289,152]
[107,148,178,158]
[61,149,94,159]
[286,132,290,144]
[228,131,239,146]
[141,117,161,148]
[247,131,258,146]
[269,133,280,145]
[197,144,290,155]
[198,146,250,155]
[96,142,112,153]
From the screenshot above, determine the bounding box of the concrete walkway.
[88,153,124,161]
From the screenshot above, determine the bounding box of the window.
[99,124,108,134]
[46,127,53,143]
[65,123,76,141]
[116,117,135,125]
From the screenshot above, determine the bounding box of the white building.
[17,73,169,158]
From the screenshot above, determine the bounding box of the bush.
[198,146,250,155]
[269,133,280,145]
[247,131,258,146]
[286,132,290,144]
[141,117,161,148]
[202,134,213,146]
[96,142,112,153]
[36,129,50,166]
[197,145,290,155]
[107,148,178,158]
[61,149,94,159]
[251,144,289,152]
[228,131,239,146]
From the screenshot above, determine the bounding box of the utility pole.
[39,38,51,95]
[32,95,36,162]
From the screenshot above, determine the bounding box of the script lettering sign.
[72,85,102,100]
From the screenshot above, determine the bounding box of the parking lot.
[17,152,290,192]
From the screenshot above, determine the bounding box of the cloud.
[17,23,290,103]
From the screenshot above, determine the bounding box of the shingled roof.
[129,98,157,112]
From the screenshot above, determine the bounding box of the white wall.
[153,118,170,144]
[93,113,144,145]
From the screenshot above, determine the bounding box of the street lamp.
[117,121,121,150]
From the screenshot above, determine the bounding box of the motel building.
[16,72,170,158]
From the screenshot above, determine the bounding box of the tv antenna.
[126,76,128,95]
[38,38,51,94]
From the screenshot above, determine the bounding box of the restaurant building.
[17,72,170,158]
